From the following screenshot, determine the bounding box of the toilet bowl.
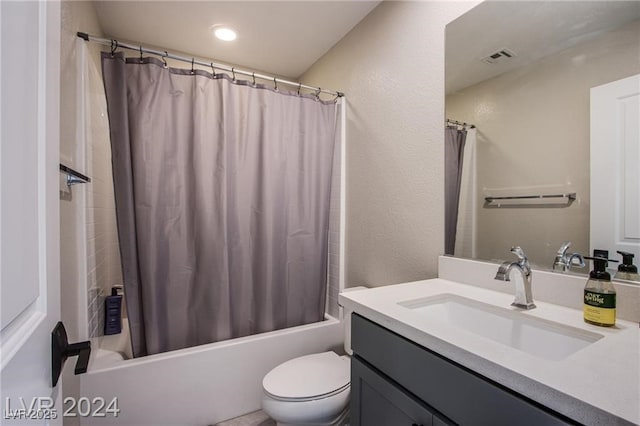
[262,287,367,426]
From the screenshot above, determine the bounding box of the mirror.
[445,1,640,282]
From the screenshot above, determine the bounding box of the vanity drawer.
[351,313,574,426]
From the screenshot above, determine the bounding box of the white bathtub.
[80,315,344,425]
[88,319,133,371]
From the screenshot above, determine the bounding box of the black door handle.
[51,322,91,387]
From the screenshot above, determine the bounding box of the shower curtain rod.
[446,118,475,129]
[77,32,344,98]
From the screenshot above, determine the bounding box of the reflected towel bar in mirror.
[484,193,576,206]
[59,164,91,186]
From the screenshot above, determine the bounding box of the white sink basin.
[398,294,604,361]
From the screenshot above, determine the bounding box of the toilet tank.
[340,286,368,355]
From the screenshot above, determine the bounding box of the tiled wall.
[326,103,344,318]
[82,44,124,338]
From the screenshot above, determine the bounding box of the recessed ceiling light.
[212,27,237,42]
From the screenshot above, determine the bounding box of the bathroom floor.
[214,410,275,426]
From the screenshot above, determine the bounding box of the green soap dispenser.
[614,251,640,281]
[583,250,619,327]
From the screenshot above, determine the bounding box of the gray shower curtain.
[445,126,467,255]
[102,53,338,357]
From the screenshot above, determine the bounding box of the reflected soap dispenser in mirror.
[614,251,639,281]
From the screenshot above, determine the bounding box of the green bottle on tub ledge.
[583,250,618,327]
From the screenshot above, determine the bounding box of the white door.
[590,74,640,268]
[1,1,62,423]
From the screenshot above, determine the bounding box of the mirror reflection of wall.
[445,1,640,278]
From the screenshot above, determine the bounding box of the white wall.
[302,1,479,288]
[446,18,640,267]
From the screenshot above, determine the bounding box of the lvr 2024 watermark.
[3,397,120,420]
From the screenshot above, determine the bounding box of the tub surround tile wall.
[84,53,123,338]
[60,1,107,423]
[61,1,123,342]
[438,255,640,323]
[87,286,105,338]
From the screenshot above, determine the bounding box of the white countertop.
[340,278,640,425]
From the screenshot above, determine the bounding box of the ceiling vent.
[481,48,517,65]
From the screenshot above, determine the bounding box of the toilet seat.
[265,383,349,402]
[263,351,350,401]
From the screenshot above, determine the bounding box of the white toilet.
[261,292,362,426]
[261,351,350,426]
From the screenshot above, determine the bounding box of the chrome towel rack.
[484,192,576,208]
[59,164,91,187]
[484,193,576,203]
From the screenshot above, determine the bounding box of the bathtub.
[80,315,344,425]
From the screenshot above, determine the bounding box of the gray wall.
[302,1,478,288]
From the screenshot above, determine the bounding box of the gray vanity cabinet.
[350,314,574,426]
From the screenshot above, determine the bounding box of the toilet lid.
[263,351,350,400]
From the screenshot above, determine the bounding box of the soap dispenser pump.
[583,250,618,327]
[614,251,639,281]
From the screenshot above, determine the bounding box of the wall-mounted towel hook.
[52,321,91,387]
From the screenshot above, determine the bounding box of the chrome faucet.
[552,241,586,272]
[494,246,536,310]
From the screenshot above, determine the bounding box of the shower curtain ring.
[110,39,118,56]
[273,77,278,91]
[252,72,256,85]
[211,63,216,77]
[162,51,168,68]
[315,87,321,100]
[232,67,236,81]
[139,45,144,63]
[297,83,302,96]
[191,58,195,74]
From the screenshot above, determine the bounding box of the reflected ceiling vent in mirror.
[481,48,517,65]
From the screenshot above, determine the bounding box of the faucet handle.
[510,246,528,262]
[557,241,572,256]
[568,253,586,268]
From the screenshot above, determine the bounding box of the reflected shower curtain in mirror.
[445,127,467,255]
[454,128,476,258]
[102,53,338,357]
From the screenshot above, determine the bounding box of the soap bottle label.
[583,290,616,326]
